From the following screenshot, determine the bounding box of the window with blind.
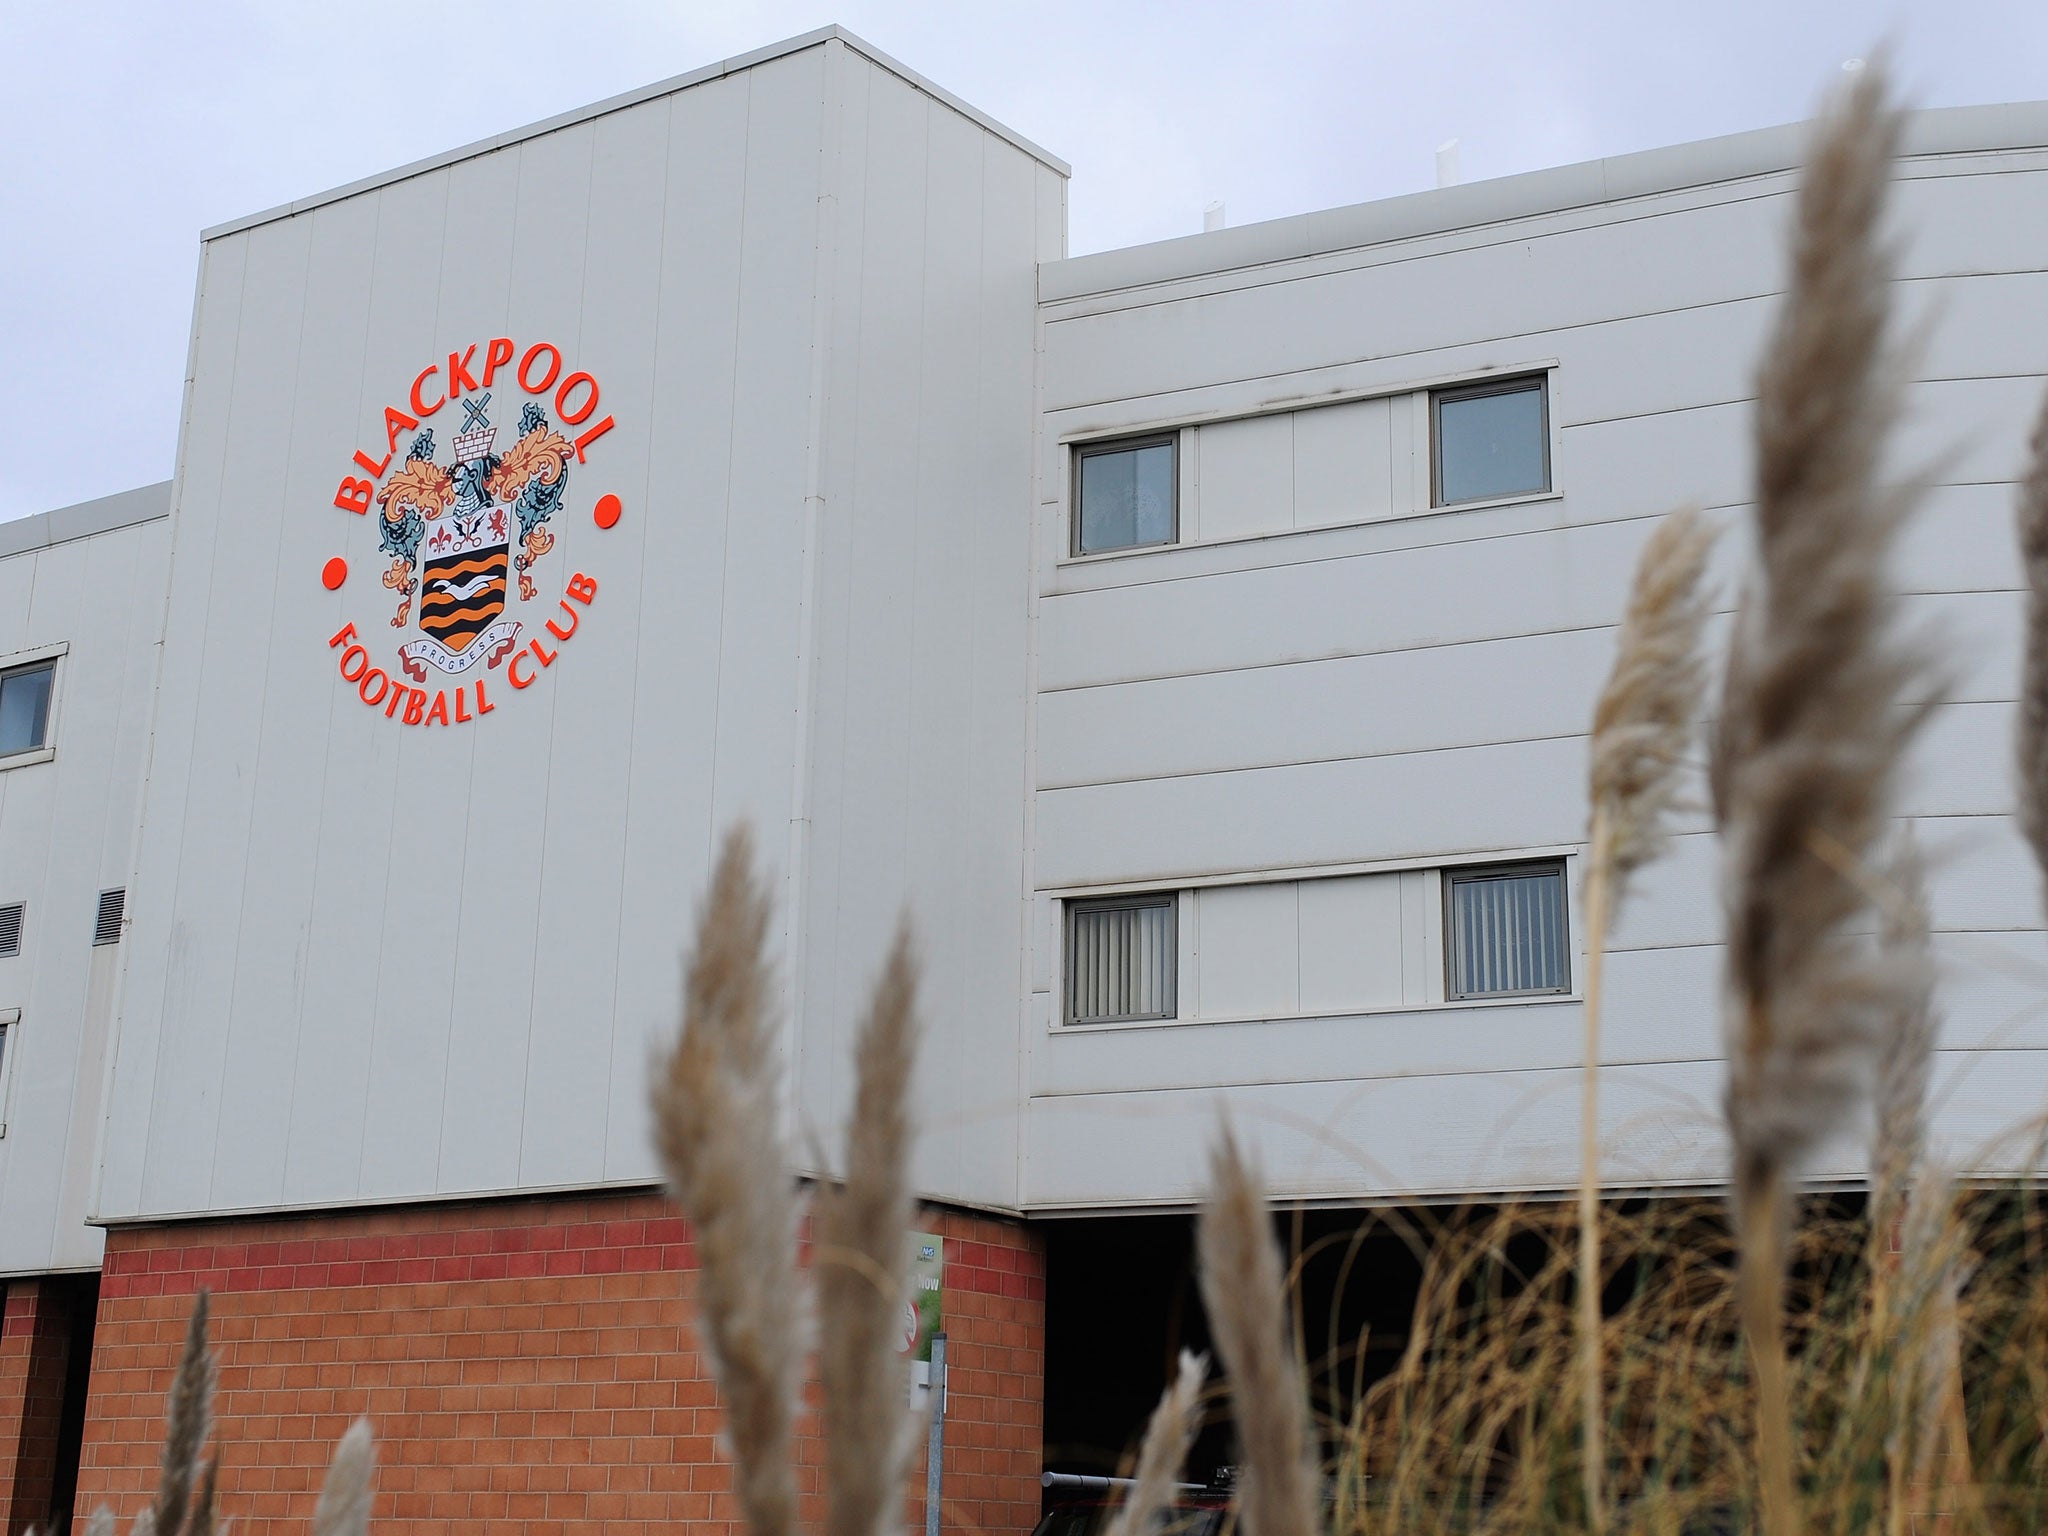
[1445,862,1570,999]
[1065,894,1177,1024]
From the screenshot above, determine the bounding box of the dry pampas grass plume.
[1576,503,1716,1529]
[650,824,800,1536]
[1198,1129,1317,1536]
[817,921,921,1536]
[2014,380,2048,907]
[1103,1349,1209,1536]
[1869,829,1937,1243]
[1709,57,1935,1536]
[312,1419,376,1536]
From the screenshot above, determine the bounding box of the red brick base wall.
[0,1279,77,1536]
[75,1194,1043,1536]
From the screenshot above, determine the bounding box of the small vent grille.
[0,903,21,957]
[93,889,125,947]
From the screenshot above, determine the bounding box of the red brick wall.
[0,1279,77,1536]
[74,1194,1042,1536]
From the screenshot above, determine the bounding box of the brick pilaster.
[0,1281,76,1536]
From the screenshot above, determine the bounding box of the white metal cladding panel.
[1196,882,1298,1019]
[280,179,439,1208]
[1020,1049,2048,1209]
[97,45,843,1221]
[1192,413,1293,542]
[210,201,362,1216]
[97,231,255,1221]
[0,515,167,1273]
[1296,873,1412,1014]
[790,55,1046,1210]
[517,98,670,1190]
[600,73,755,1182]
[1037,734,1591,891]
[1037,587,2020,799]
[402,123,584,1199]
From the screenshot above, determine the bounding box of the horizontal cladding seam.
[1043,486,2029,598]
[1025,1044,2048,1101]
[1039,144,2048,304]
[1036,590,2022,697]
[1602,927,2046,955]
[1559,365,2048,432]
[1033,698,2014,796]
[1039,273,2048,419]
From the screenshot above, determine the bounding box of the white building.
[0,27,2043,1535]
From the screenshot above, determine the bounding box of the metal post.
[924,1332,948,1536]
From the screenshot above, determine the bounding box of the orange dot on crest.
[321,557,348,590]
[594,494,622,530]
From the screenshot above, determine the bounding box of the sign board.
[907,1232,944,1400]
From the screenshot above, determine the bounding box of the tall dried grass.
[650,825,801,1536]
[1708,59,1936,1536]
[1101,1349,1208,1536]
[650,826,931,1536]
[1579,503,1717,1528]
[1199,1131,1319,1536]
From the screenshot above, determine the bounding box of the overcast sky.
[4,0,2045,521]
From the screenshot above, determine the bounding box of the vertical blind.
[1448,866,1568,998]
[1067,897,1176,1023]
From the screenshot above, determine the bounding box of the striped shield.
[417,541,509,655]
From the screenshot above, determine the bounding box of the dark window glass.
[1446,862,1569,999]
[0,664,54,757]
[1434,379,1549,505]
[1075,437,1177,554]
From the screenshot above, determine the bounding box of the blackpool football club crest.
[321,338,622,728]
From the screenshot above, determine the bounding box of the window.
[0,1008,14,1136]
[1433,376,1549,506]
[1066,894,1177,1023]
[1073,435,1177,555]
[93,889,125,947]
[0,662,54,758]
[1445,862,1570,999]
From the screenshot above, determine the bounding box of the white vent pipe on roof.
[1436,139,1461,188]
[1203,200,1226,232]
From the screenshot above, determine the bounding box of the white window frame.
[0,641,68,771]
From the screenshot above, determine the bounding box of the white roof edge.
[200,25,1068,244]
[1041,98,2048,303]
[0,482,173,561]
